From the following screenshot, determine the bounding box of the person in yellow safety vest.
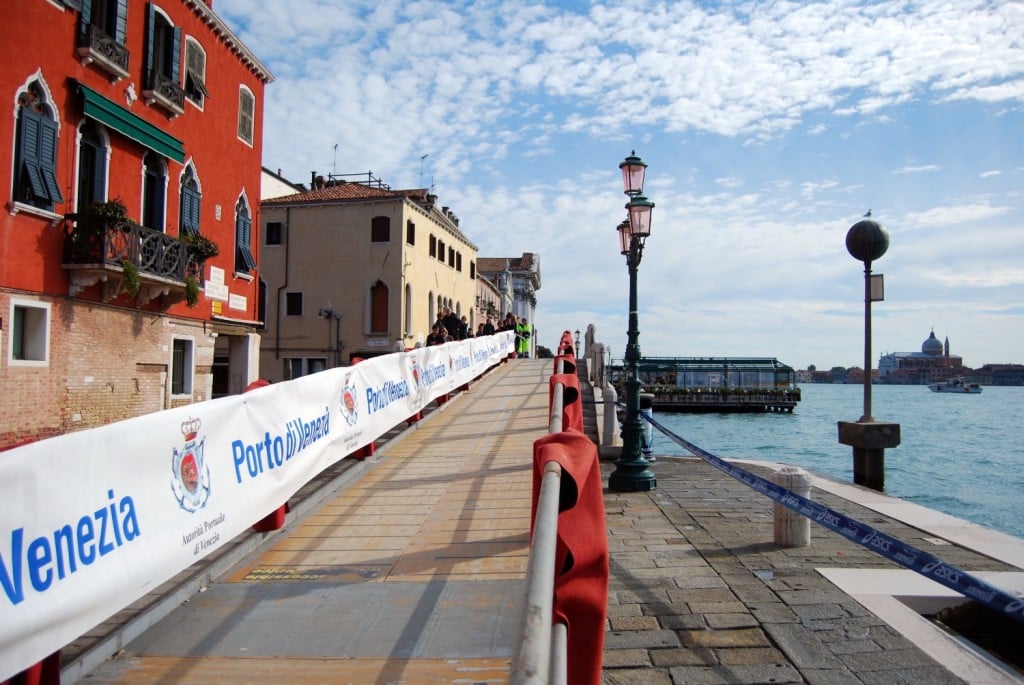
[515,317,531,358]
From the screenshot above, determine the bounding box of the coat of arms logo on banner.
[340,372,359,426]
[407,354,425,408]
[171,417,211,513]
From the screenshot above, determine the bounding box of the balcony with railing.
[143,70,186,116]
[76,23,130,81]
[62,212,202,307]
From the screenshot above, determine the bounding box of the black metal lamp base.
[609,458,657,492]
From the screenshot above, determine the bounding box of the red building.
[1,0,273,447]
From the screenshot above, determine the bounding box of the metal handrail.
[512,352,574,685]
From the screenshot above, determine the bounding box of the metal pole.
[862,261,872,422]
[511,461,562,685]
[609,238,656,491]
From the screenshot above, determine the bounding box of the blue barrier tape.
[640,411,1024,625]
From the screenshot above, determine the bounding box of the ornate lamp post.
[609,152,657,492]
[574,329,581,358]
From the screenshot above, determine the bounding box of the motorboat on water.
[928,377,982,394]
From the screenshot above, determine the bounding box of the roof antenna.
[419,154,429,187]
[333,144,339,176]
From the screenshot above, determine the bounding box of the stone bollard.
[773,466,812,548]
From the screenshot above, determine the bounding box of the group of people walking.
[426,308,533,358]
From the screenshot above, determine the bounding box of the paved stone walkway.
[60,359,1024,684]
[602,456,1019,685]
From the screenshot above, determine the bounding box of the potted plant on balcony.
[66,198,130,261]
[181,231,219,263]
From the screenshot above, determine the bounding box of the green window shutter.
[170,26,181,84]
[79,0,92,35]
[181,184,200,234]
[18,110,47,199]
[114,0,128,44]
[39,117,63,203]
[236,210,256,271]
[144,3,156,76]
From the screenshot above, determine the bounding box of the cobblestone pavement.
[598,454,1015,683]
[600,456,1018,685]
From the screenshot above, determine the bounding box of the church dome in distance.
[922,330,943,356]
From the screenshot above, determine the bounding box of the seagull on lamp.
[863,209,872,218]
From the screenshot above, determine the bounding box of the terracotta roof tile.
[478,253,537,272]
[262,182,402,205]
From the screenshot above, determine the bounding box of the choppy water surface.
[652,384,1024,539]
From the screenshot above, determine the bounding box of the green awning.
[72,80,185,163]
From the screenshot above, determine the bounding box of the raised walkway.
[69,359,1024,684]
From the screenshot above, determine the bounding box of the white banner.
[0,333,514,679]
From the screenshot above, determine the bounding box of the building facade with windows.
[0,0,273,447]
[259,175,479,381]
[477,253,541,355]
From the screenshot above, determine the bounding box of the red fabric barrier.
[554,353,576,376]
[245,379,289,532]
[252,501,291,532]
[406,410,423,425]
[549,373,582,433]
[350,441,376,460]
[531,432,608,685]
[558,331,575,356]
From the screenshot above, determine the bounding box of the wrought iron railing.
[144,70,186,111]
[76,23,130,76]
[64,215,198,282]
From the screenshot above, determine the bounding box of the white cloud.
[892,165,941,175]
[212,0,1024,368]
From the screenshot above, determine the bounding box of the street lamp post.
[609,152,657,492]
[574,329,581,358]
[837,219,900,490]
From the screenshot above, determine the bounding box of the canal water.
[652,383,1024,539]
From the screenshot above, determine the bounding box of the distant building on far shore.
[878,329,964,385]
[796,330,1024,385]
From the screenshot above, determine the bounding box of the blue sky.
[217,0,1024,370]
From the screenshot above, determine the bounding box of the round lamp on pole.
[837,217,900,491]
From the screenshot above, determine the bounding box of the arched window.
[235,195,256,273]
[371,216,390,243]
[77,119,107,212]
[179,164,201,235]
[13,79,63,211]
[142,151,166,231]
[370,280,389,334]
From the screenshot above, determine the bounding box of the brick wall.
[1,292,215,448]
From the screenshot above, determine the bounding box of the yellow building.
[259,174,478,379]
